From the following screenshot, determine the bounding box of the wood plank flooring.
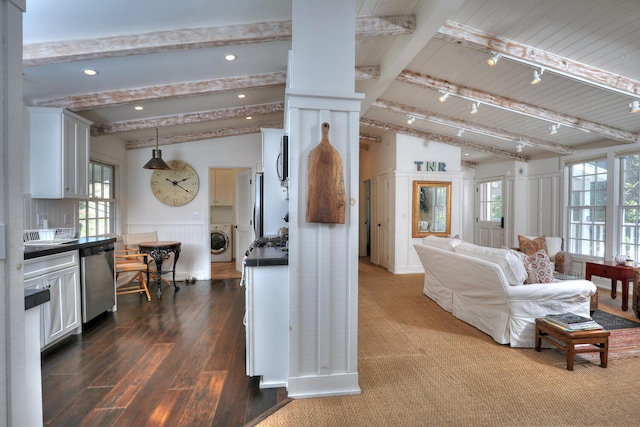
[40,262,290,426]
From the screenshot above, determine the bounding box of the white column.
[2,0,29,425]
[286,0,363,398]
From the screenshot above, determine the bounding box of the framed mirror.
[412,181,452,238]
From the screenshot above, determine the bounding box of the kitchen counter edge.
[245,246,289,267]
[24,237,116,260]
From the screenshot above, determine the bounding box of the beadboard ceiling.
[22,0,640,165]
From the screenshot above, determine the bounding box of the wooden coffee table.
[585,261,633,311]
[535,318,610,371]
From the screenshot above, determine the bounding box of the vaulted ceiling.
[22,0,640,166]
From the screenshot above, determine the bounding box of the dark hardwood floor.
[40,262,290,426]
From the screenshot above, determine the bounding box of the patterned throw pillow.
[523,249,555,283]
[518,235,548,256]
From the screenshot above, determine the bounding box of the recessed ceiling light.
[237,94,246,99]
[134,106,144,111]
[246,116,253,120]
[225,54,236,61]
[82,68,98,76]
[464,152,469,156]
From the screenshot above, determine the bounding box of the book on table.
[544,312,603,331]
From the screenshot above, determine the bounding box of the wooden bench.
[535,318,610,371]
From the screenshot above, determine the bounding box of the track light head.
[549,124,560,135]
[630,100,640,113]
[531,68,544,85]
[406,115,416,125]
[438,91,450,103]
[516,144,524,153]
[487,52,502,67]
[457,129,464,137]
[470,102,479,114]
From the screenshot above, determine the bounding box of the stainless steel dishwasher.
[79,242,115,323]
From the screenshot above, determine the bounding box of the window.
[478,180,502,222]
[619,154,640,261]
[567,160,607,257]
[79,161,115,238]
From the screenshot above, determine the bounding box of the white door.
[235,169,252,271]
[476,179,504,248]
[369,176,389,267]
[370,178,380,264]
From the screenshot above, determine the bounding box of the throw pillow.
[518,235,548,256]
[523,249,555,283]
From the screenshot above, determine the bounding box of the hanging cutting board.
[307,122,346,224]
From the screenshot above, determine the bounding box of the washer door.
[211,230,229,254]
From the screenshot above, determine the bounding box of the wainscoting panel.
[127,223,209,280]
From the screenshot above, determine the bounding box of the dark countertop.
[24,236,116,310]
[24,236,116,260]
[245,246,289,267]
[25,288,50,310]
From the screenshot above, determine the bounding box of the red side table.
[585,261,633,311]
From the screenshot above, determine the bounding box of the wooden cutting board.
[307,122,346,224]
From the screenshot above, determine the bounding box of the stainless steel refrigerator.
[253,172,264,239]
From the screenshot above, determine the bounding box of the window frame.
[618,154,640,261]
[79,160,116,238]
[566,159,607,257]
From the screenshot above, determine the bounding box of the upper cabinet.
[27,107,92,199]
[210,169,234,206]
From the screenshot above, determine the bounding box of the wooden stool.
[535,318,610,371]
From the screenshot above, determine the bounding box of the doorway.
[476,179,504,248]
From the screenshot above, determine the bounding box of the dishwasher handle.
[79,242,115,257]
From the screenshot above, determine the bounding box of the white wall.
[363,133,466,274]
[126,133,261,280]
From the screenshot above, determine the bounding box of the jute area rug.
[258,260,640,427]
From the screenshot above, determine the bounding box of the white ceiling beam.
[360,117,529,162]
[92,102,285,136]
[35,72,287,111]
[397,70,638,144]
[359,133,382,143]
[24,16,415,66]
[373,99,573,155]
[461,161,477,169]
[358,0,466,115]
[355,66,381,80]
[126,121,283,149]
[435,20,640,98]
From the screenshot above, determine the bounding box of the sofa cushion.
[518,235,548,256]
[522,249,555,283]
[421,235,463,252]
[454,242,528,286]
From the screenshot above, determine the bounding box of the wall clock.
[150,160,200,206]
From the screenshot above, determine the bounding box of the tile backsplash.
[23,197,78,231]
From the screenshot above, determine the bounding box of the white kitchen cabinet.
[244,264,288,388]
[24,251,81,349]
[210,169,235,206]
[27,106,92,199]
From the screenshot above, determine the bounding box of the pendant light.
[143,128,170,170]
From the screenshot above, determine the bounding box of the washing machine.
[210,224,233,262]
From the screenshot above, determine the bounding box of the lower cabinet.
[244,264,288,388]
[24,251,81,349]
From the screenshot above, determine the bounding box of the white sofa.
[414,237,598,347]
